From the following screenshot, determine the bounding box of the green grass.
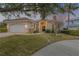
[0,33,74,56]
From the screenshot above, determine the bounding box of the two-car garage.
[9,24,26,32]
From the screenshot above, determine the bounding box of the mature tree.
[29,3,52,20]
[0,3,33,19]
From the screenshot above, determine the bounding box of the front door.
[42,26,46,31]
[39,20,47,32]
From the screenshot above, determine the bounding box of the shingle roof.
[5,17,34,23]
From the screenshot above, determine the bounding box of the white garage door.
[9,24,25,32]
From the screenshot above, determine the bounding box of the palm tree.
[64,3,79,29]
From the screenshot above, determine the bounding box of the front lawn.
[0,33,74,56]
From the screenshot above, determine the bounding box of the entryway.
[42,26,46,31]
[39,20,47,32]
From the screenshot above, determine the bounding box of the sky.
[0,3,79,22]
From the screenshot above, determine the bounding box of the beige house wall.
[47,22,53,30]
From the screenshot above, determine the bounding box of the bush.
[61,30,79,36]
[69,30,79,36]
[45,29,50,33]
[0,28,7,32]
[45,29,53,33]
[33,30,39,33]
[63,28,68,30]
[61,30,70,34]
[0,23,7,28]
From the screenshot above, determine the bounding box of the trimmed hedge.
[61,30,79,36]
[0,28,7,32]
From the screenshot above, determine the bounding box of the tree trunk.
[67,12,70,29]
[67,3,70,29]
[53,15,58,36]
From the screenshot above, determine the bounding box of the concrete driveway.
[0,33,16,37]
[32,40,79,56]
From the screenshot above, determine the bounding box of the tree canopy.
[0,3,79,20]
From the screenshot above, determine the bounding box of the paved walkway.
[32,40,79,56]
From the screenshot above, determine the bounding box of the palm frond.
[70,11,76,16]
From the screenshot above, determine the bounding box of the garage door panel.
[9,24,25,32]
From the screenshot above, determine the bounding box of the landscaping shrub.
[61,29,79,36]
[45,29,54,33]
[45,29,50,33]
[69,30,79,36]
[63,28,68,30]
[61,30,70,34]
[0,28,7,32]
[0,23,7,28]
[33,30,39,33]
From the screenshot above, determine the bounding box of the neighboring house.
[64,19,79,30]
[5,17,54,33]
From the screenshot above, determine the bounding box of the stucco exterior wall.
[47,22,53,30]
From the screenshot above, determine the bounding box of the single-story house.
[5,17,55,33]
